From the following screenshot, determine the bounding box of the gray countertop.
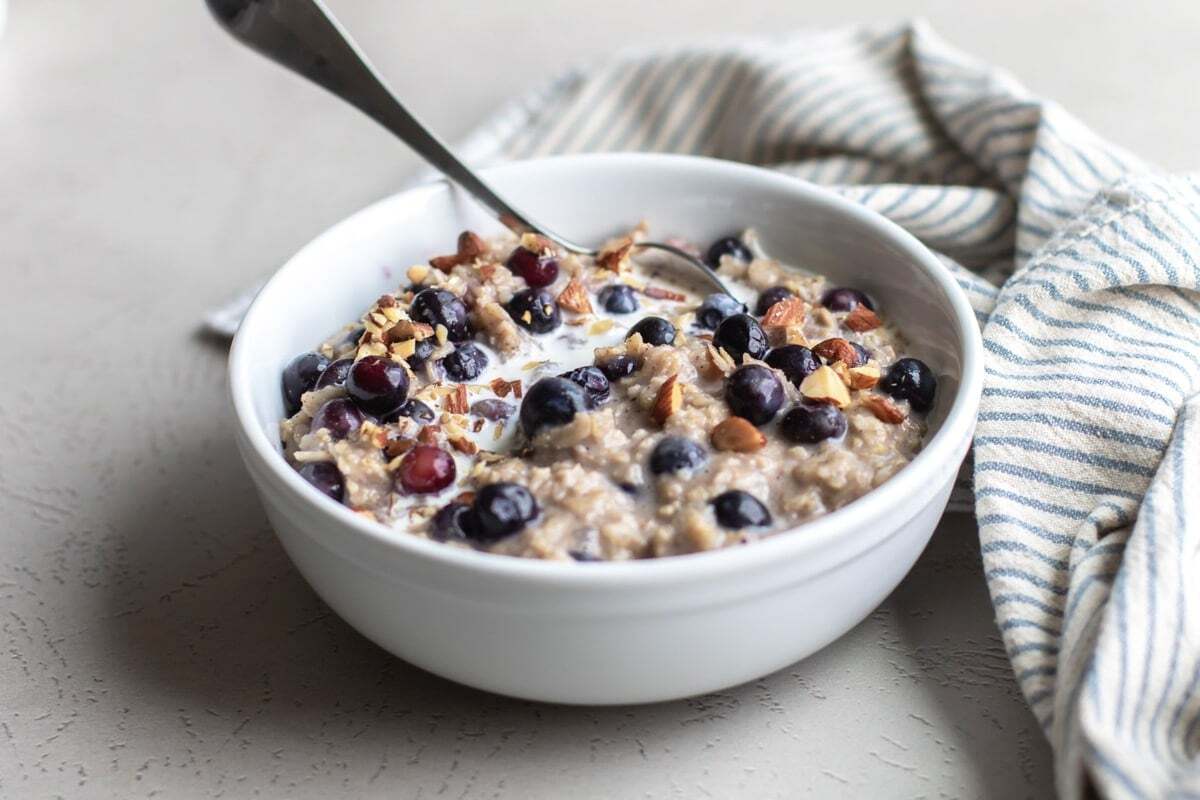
[4,0,1196,796]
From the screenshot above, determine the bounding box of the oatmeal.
[278,227,938,561]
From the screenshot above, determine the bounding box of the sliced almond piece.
[799,365,851,408]
[651,374,683,426]
[597,237,634,272]
[862,394,906,424]
[761,296,806,330]
[704,342,736,377]
[848,362,881,390]
[557,278,593,314]
[710,416,767,452]
[830,360,853,387]
[812,337,862,367]
[844,305,882,332]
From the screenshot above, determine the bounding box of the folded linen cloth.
[207,21,1200,797]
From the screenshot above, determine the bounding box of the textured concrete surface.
[4,0,1197,797]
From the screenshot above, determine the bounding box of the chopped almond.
[449,436,479,455]
[812,337,862,367]
[597,237,635,272]
[844,305,882,332]
[443,384,469,415]
[711,417,767,452]
[651,374,683,426]
[761,296,806,330]
[862,394,905,424]
[643,285,687,302]
[799,365,851,408]
[848,362,881,390]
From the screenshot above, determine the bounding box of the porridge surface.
[279,227,936,561]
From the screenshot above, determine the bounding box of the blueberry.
[440,342,489,382]
[383,398,436,425]
[880,357,937,412]
[755,286,795,316]
[710,490,772,529]
[597,284,639,314]
[713,314,769,363]
[507,288,562,334]
[569,549,602,562]
[298,462,344,503]
[649,436,708,475]
[410,288,472,341]
[430,502,473,541]
[346,355,410,416]
[598,355,639,381]
[765,345,819,387]
[407,337,436,369]
[559,365,610,406]
[470,398,514,421]
[851,342,872,365]
[705,235,752,267]
[397,444,457,494]
[724,364,784,425]
[342,326,365,346]
[469,482,539,542]
[821,287,874,312]
[695,293,746,330]
[780,403,847,444]
[282,351,330,415]
[627,316,676,346]
[519,376,589,437]
[507,246,559,288]
[315,357,353,389]
[311,397,366,440]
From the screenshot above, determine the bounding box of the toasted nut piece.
[430,230,487,272]
[556,279,593,314]
[588,318,614,335]
[444,384,469,415]
[651,374,683,425]
[385,320,433,344]
[383,437,416,458]
[812,337,862,367]
[711,416,767,452]
[390,339,417,360]
[704,342,736,377]
[519,232,556,254]
[597,237,634,272]
[416,425,441,445]
[643,285,687,302]
[449,435,479,455]
[799,365,851,408]
[844,305,882,332]
[831,360,853,387]
[848,362,881,390]
[862,394,906,424]
[377,294,398,309]
[761,296,806,330]
[490,377,513,398]
[407,264,430,285]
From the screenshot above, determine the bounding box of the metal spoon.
[204,0,735,297]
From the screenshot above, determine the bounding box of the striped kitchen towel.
[207,21,1200,798]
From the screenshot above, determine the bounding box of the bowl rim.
[229,152,983,587]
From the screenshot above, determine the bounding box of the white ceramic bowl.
[229,153,983,704]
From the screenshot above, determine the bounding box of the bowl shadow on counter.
[99,416,1045,791]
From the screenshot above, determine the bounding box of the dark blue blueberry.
[440,342,489,382]
[599,355,639,381]
[880,357,937,413]
[627,316,676,346]
[383,398,436,425]
[649,436,708,476]
[695,293,746,330]
[617,482,639,495]
[765,345,819,387]
[311,397,366,440]
[821,287,874,312]
[407,336,436,369]
[519,376,590,437]
[507,288,562,334]
[569,549,603,562]
[780,403,847,444]
[430,502,473,541]
[315,357,353,389]
[710,490,772,529]
[713,313,769,363]
[470,399,514,421]
[597,284,640,314]
[347,355,410,416]
[282,351,330,415]
[410,288,472,341]
[755,286,795,316]
[851,341,872,365]
[724,364,784,426]
[298,462,345,503]
[469,482,539,542]
[705,236,752,267]
[559,365,610,406]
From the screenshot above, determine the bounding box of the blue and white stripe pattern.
[207,21,1200,797]
[458,22,1200,797]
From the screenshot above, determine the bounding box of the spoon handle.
[205,0,559,243]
